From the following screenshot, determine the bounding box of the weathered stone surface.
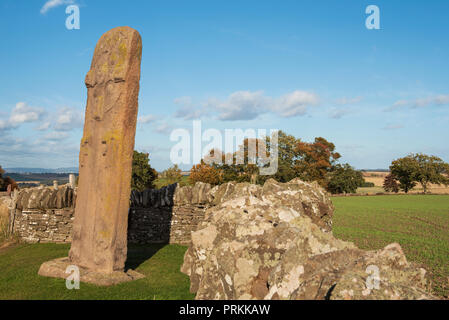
[38,257,144,286]
[68,26,142,274]
[14,185,75,210]
[205,178,333,232]
[181,178,436,300]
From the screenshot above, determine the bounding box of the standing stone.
[69,26,142,273]
[38,27,144,285]
[53,180,59,190]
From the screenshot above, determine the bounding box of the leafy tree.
[0,166,5,191]
[0,166,17,192]
[410,153,449,193]
[196,131,345,188]
[383,173,399,193]
[189,161,223,186]
[264,131,301,183]
[390,153,449,194]
[326,164,364,194]
[295,137,341,188]
[390,156,418,193]
[203,137,270,185]
[160,164,184,186]
[131,151,158,191]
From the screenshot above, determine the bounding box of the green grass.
[154,176,191,189]
[0,243,194,300]
[332,195,449,298]
[0,195,447,299]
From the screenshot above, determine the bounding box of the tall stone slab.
[38,27,144,285]
[68,26,142,273]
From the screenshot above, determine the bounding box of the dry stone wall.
[8,182,215,245]
[8,179,335,246]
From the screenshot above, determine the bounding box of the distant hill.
[4,167,78,174]
[5,172,78,187]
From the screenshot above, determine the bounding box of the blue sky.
[0,0,448,171]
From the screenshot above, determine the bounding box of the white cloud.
[174,107,207,120]
[9,102,45,127]
[44,131,69,141]
[35,121,51,131]
[206,91,269,121]
[173,96,210,120]
[54,107,84,131]
[174,96,193,106]
[138,114,157,124]
[0,133,79,168]
[272,90,319,117]
[387,95,449,111]
[40,0,74,14]
[329,107,351,119]
[183,90,319,121]
[0,119,12,131]
[154,122,173,134]
[434,95,449,105]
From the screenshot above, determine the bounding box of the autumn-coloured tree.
[383,173,399,193]
[202,137,270,185]
[294,137,341,188]
[189,161,223,185]
[160,164,184,186]
[0,166,17,192]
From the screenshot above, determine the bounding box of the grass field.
[154,176,191,189]
[0,243,194,300]
[332,195,449,298]
[0,195,447,299]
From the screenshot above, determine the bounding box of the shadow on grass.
[125,243,167,271]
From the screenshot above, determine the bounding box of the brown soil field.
[363,171,449,194]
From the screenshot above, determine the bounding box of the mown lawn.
[0,195,447,299]
[0,243,194,300]
[332,195,449,298]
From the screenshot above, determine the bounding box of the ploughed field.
[0,195,447,299]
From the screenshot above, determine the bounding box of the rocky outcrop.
[206,178,333,232]
[181,178,436,300]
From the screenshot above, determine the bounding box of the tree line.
[132,130,449,195]
[383,153,449,194]
[132,131,368,194]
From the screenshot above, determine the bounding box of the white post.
[69,174,76,189]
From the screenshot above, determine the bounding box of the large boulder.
[181,178,436,300]
[207,178,333,232]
